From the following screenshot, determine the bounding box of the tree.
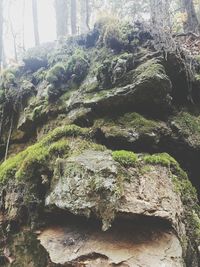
[32,0,40,46]
[80,0,90,33]
[0,0,3,70]
[150,0,174,51]
[71,0,77,35]
[54,0,69,38]
[181,0,199,33]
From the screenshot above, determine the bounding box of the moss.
[118,113,158,133]
[143,153,178,168]
[48,139,70,157]
[46,62,66,84]
[0,68,16,89]
[96,17,134,51]
[32,105,44,120]
[33,67,47,84]
[171,112,200,146]
[112,150,138,167]
[134,58,166,81]
[0,125,90,183]
[195,74,200,81]
[65,48,89,83]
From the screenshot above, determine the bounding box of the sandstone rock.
[38,220,184,266]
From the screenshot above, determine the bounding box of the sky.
[4,0,56,61]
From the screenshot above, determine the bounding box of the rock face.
[38,221,184,267]
[0,20,200,267]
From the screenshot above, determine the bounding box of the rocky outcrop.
[0,20,199,266]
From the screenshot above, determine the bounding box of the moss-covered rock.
[0,125,90,184]
[170,111,200,148]
[93,112,169,152]
[68,58,172,117]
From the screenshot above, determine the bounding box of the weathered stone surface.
[38,220,184,267]
[93,112,170,151]
[67,59,172,116]
[46,150,122,231]
[45,150,185,237]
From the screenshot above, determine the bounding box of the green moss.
[0,68,16,89]
[33,67,47,84]
[119,113,158,133]
[112,150,138,167]
[65,48,89,83]
[96,17,134,51]
[171,112,200,146]
[195,74,200,81]
[48,139,70,157]
[46,62,66,84]
[134,59,166,81]
[0,125,90,183]
[143,153,178,168]
[32,105,44,120]
[95,112,159,139]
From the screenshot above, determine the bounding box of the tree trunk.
[32,0,40,46]
[0,0,3,70]
[80,0,90,33]
[150,0,174,51]
[55,0,69,38]
[181,0,199,33]
[71,0,77,35]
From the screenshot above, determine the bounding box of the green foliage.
[112,150,138,166]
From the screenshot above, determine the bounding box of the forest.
[0,0,200,267]
[1,0,200,65]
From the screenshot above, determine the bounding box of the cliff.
[0,19,199,267]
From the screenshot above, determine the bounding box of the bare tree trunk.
[4,114,13,162]
[22,0,26,52]
[150,0,175,51]
[10,21,18,62]
[0,0,3,70]
[32,0,40,46]
[80,0,90,33]
[181,0,199,33]
[55,0,69,38]
[71,0,77,35]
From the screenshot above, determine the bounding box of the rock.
[45,150,121,231]
[45,148,185,237]
[38,220,184,266]
[67,58,172,117]
[93,112,170,152]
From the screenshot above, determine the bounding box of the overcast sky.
[4,0,56,60]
